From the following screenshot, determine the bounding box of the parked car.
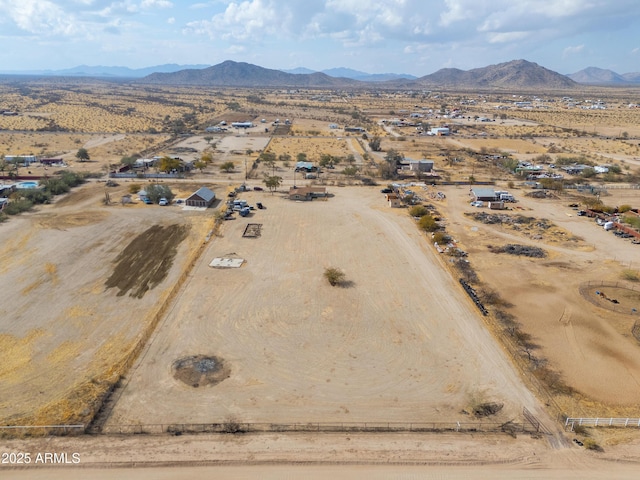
[158,197,169,206]
[253,186,264,191]
[470,201,483,207]
[577,210,586,216]
[380,188,393,194]
[227,191,236,197]
[142,197,153,204]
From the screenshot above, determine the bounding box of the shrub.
[42,178,70,195]
[129,184,142,194]
[418,215,438,232]
[618,204,632,213]
[146,184,174,203]
[20,189,51,204]
[324,267,345,286]
[621,270,640,282]
[3,198,33,215]
[60,171,85,187]
[432,231,451,244]
[409,205,428,217]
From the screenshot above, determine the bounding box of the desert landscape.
[2,78,640,477]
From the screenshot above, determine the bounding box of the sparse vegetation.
[324,267,346,286]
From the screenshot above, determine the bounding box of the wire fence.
[99,418,542,436]
[578,281,640,315]
[0,425,85,437]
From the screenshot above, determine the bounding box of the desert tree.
[76,148,90,162]
[158,156,181,173]
[193,160,207,173]
[263,175,282,194]
[220,161,235,173]
[368,136,382,152]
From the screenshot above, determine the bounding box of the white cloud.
[0,0,80,36]
[563,44,584,57]
[141,0,173,8]
[167,16,175,24]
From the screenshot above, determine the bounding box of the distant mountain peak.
[418,59,577,89]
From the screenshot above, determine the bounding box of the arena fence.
[565,417,640,430]
[579,281,640,315]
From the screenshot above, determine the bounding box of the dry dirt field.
[4,82,640,477]
[438,184,640,416]
[0,182,215,425]
[105,186,539,427]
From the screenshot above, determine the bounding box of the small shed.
[386,193,402,208]
[186,187,216,207]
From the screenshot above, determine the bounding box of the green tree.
[120,156,137,167]
[146,184,174,203]
[296,152,308,163]
[342,166,358,177]
[158,156,181,173]
[368,136,382,152]
[263,175,282,194]
[76,148,90,162]
[319,154,334,168]
[220,161,235,173]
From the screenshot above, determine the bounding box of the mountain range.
[567,67,640,85]
[2,60,640,88]
[0,64,210,78]
[139,59,579,89]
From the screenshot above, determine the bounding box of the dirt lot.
[0,182,214,425]
[439,184,640,414]
[105,186,539,427]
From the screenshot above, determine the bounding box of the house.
[430,127,450,136]
[407,159,434,172]
[40,158,64,166]
[6,155,37,166]
[471,188,497,202]
[186,187,216,207]
[294,161,318,173]
[288,186,328,201]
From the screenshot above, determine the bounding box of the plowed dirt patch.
[105,224,189,298]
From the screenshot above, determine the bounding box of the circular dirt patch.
[580,283,640,315]
[172,355,230,387]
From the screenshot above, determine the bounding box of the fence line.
[0,425,85,436]
[99,419,540,436]
[578,281,640,315]
[565,417,640,430]
[109,173,183,179]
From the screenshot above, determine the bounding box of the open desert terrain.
[2,82,640,477]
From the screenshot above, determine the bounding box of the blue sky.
[1,0,639,75]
